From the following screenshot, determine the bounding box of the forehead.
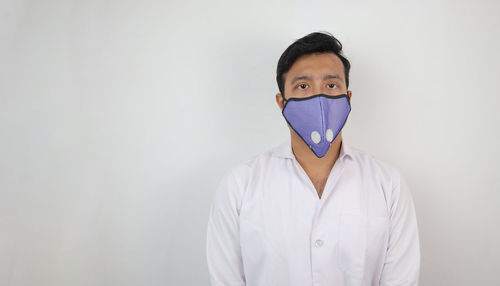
[285,53,344,82]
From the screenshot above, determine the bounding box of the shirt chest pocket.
[338,214,389,283]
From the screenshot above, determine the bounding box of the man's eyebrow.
[290,74,342,85]
[290,75,311,85]
[323,74,342,80]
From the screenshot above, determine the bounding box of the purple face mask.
[282,93,351,158]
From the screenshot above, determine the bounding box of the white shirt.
[206,138,420,286]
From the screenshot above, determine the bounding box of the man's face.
[276,52,351,109]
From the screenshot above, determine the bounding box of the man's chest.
[237,175,390,283]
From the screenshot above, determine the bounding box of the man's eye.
[297,83,308,89]
[327,83,337,88]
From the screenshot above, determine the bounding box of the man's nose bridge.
[312,80,323,94]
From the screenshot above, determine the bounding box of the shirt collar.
[271,135,353,161]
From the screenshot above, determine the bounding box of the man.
[206,32,420,286]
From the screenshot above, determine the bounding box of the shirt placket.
[292,157,345,286]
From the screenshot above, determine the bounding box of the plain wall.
[1,0,499,285]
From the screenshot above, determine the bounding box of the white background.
[1,0,499,285]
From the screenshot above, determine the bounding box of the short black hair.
[276,31,351,96]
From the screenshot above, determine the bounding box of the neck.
[290,131,343,177]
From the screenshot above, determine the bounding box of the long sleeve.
[379,174,421,286]
[206,169,246,286]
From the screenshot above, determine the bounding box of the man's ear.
[276,93,285,110]
[347,90,352,100]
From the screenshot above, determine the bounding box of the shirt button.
[315,239,324,247]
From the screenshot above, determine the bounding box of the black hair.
[276,31,351,97]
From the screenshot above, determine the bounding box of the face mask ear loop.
[281,94,287,107]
